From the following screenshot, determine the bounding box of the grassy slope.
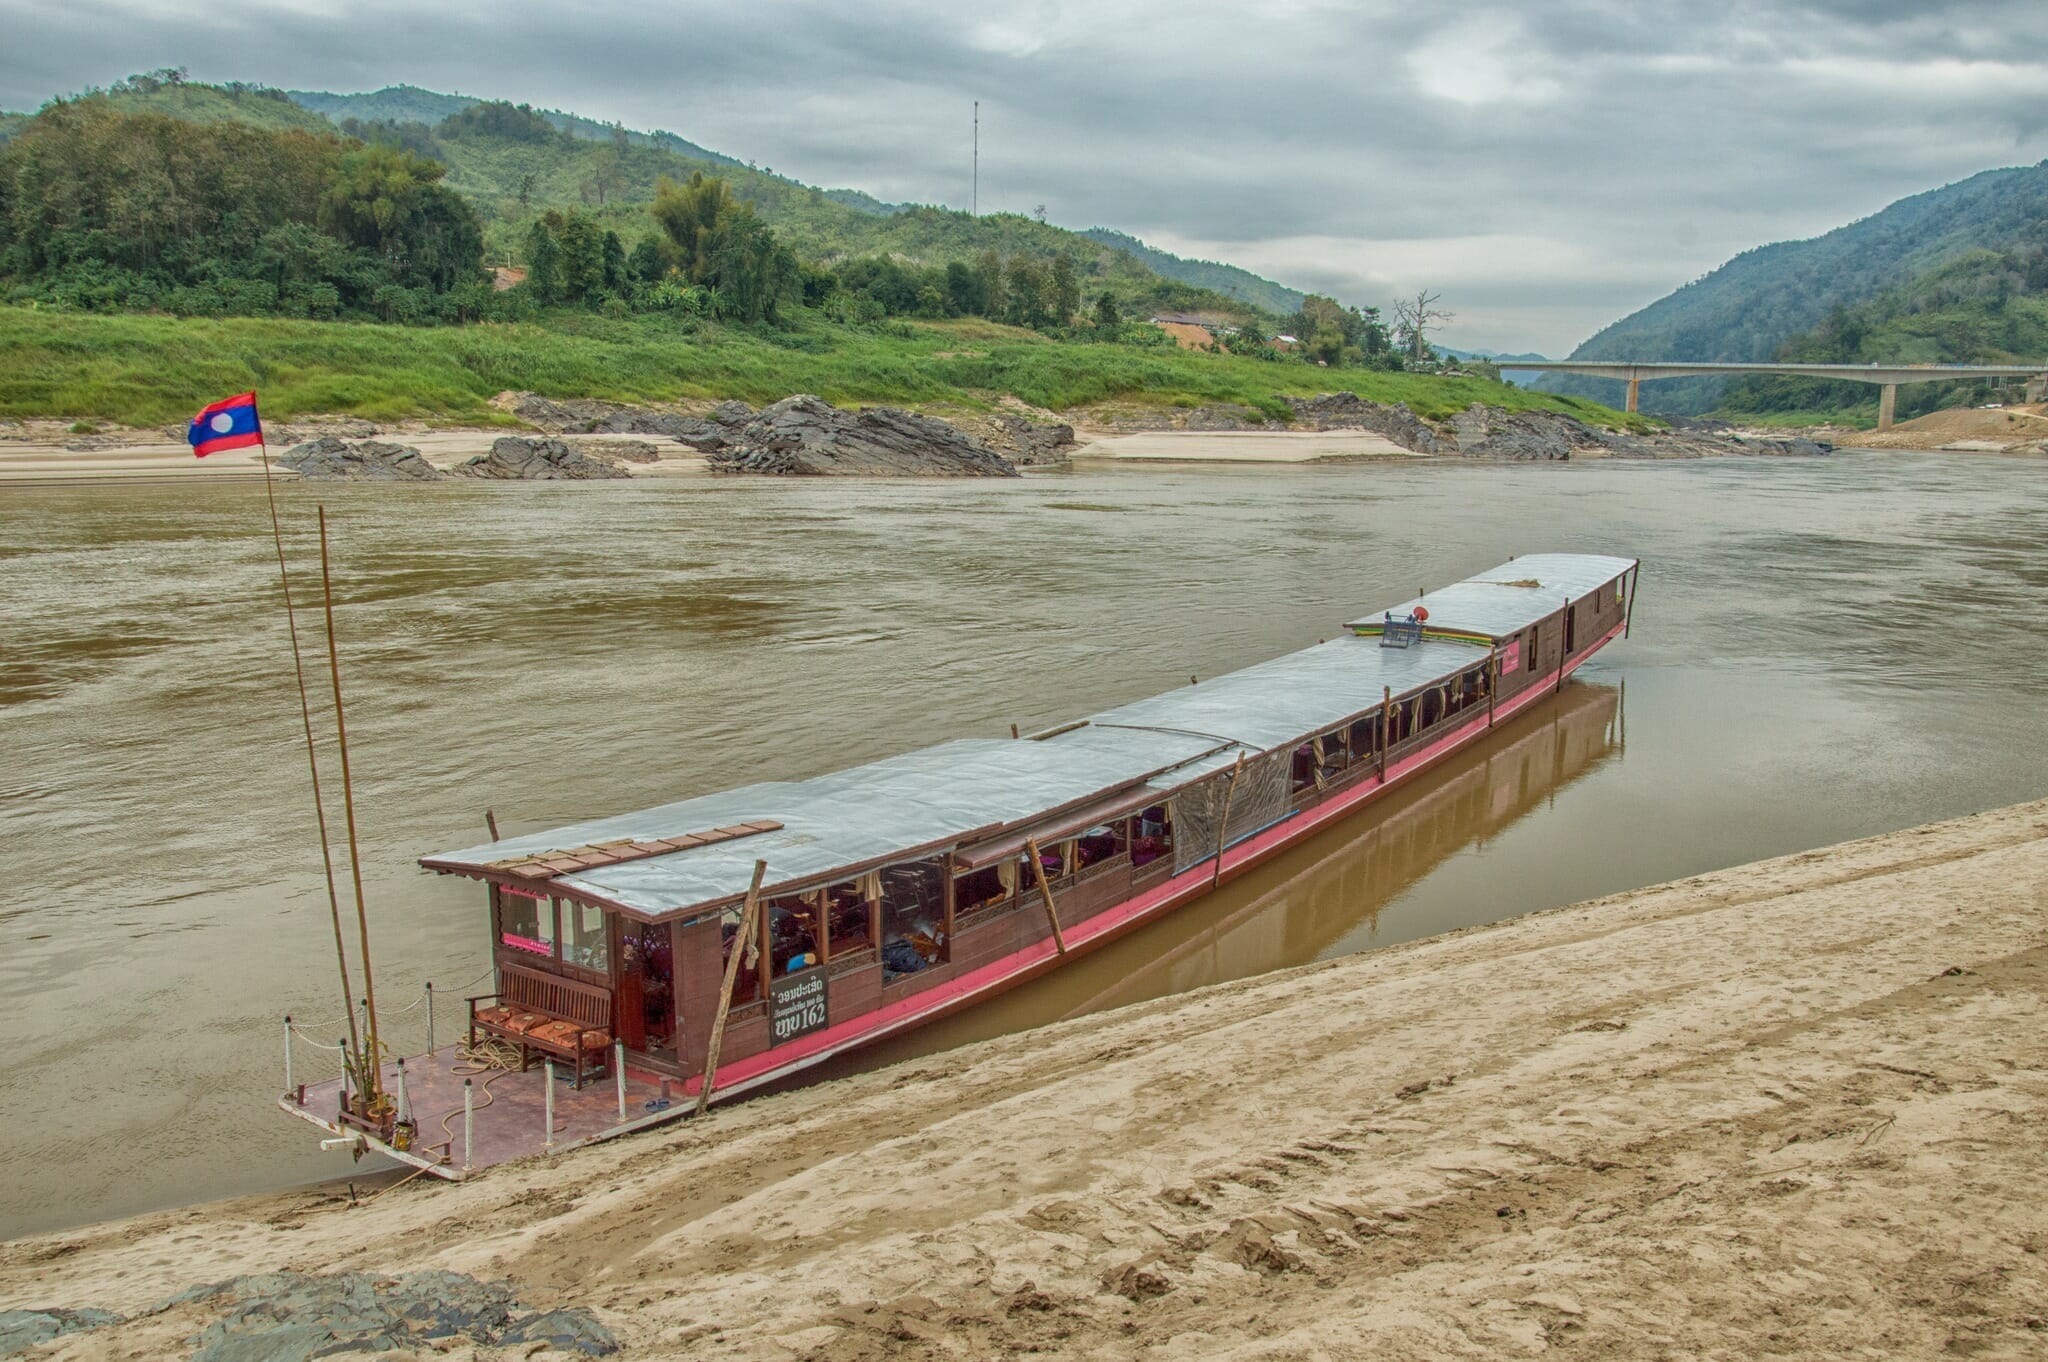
[0,307,1642,428]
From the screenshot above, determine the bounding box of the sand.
[0,428,707,485]
[5,798,2046,1357]
[1829,403,2048,453]
[1071,429,1420,463]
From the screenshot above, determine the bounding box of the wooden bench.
[468,962,614,1088]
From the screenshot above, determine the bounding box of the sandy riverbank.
[4,798,2045,1357]
[0,428,708,485]
[1069,429,1420,463]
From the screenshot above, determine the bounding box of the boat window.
[1291,743,1317,794]
[881,859,948,982]
[954,864,1007,912]
[497,890,554,958]
[769,897,819,976]
[825,881,874,955]
[1074,822,1127,872]
[560,900,609,973]
[1349,717,1377,758]
[1131,804,1173,868]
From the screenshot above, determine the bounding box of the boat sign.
[769,967,829,1047]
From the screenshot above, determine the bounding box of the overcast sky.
[6,0,2048,353]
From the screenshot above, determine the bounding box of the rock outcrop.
[959,412,1081,466]
[1284,394,1442,453]
[453,437,631,480]
[708,395,1019,477]
[491,391,754,446]
[568,438,661,464]
[279,437,446,481]
[1443,404,1832,460]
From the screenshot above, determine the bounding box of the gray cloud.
[3,0,2047,353]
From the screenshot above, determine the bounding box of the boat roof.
[423,553,1634,921]
[1346,554,1637,639]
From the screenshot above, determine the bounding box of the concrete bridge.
[1509,360,2048,428]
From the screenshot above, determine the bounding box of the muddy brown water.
[4,451,2045,1239]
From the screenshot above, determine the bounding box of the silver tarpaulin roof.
[424,553,1633,919]
[1346,553,1636,639]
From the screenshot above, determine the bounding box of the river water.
[4,451,2045,1238]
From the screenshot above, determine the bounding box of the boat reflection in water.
[807,679,1624,1078]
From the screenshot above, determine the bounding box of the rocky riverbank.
[5,799,2045,1358]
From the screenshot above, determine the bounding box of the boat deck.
[281,1049,688,1179]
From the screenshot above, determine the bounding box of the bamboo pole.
[1210,751,1247,890]
[1023,837,1067,955]
[258,443,361,1072]
[697,859,768,1116]
[1624,563,1640,639]
[484,808,500,841]
[1487,645,1498,727]
[317,507,382,1108]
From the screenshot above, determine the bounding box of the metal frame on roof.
[423,553,1635,923]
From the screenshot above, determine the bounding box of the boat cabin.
[419,554,1636,1098]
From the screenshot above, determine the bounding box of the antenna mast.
[972,101,978,217]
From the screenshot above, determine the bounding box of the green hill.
[15,76,1303,322]
[1081,229,1307,315]
[1718,242,2048,424]
[1545,160,2048,412]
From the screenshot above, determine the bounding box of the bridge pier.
[1877,383,1897,431]
[1625,378,1640,414]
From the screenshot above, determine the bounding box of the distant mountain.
[1081,229,1307,316]
[1545,160,2048,412]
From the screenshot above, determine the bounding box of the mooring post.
[697,860,769,1117]
[462,1078,474,1172]
[1210,751,1248,891]
[1625,562,1640,639]
[424,982,435,1056]
[395,1057,410,1127]
[614,1041,628,1121]
[544,1060,557,1151]
[1023,837,1068,954]
[283,1015,294,1096]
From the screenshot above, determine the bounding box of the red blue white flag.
[187,392,263,457]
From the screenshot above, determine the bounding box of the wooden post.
[696,859,768,1116]
[1023,838,1067,954]
[1211,751,1247,890]
[1379,686,1392,780]
[484,808,500,841]
[1624,563,1639,639]
[1010,723,1020,739]
[941,854,956,960]
[757,878,773,1002]
[1555,602,1569,695]
[814,888,830,964]
[1487,645,1498,727]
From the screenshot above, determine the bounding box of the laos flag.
[188,391,263,457]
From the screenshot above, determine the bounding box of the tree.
[975,249,1006,318]
[1392,289,1453,361]
[1050,253,1080,324]
[601,229,628,292]
[523,219,561,302]
[1093,291,1120,331]
[554,211,604,303]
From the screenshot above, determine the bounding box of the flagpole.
[256,439,364,1077]
[317,505,383,1109]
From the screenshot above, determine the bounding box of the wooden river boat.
[281,553,1638,1178]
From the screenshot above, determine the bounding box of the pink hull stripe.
[687,619,1627,1100]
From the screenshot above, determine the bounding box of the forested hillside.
[1080,229,1306,315]
[1720,237,2048,422]
[1546,159,2048,413]
[0,74,1306,326]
